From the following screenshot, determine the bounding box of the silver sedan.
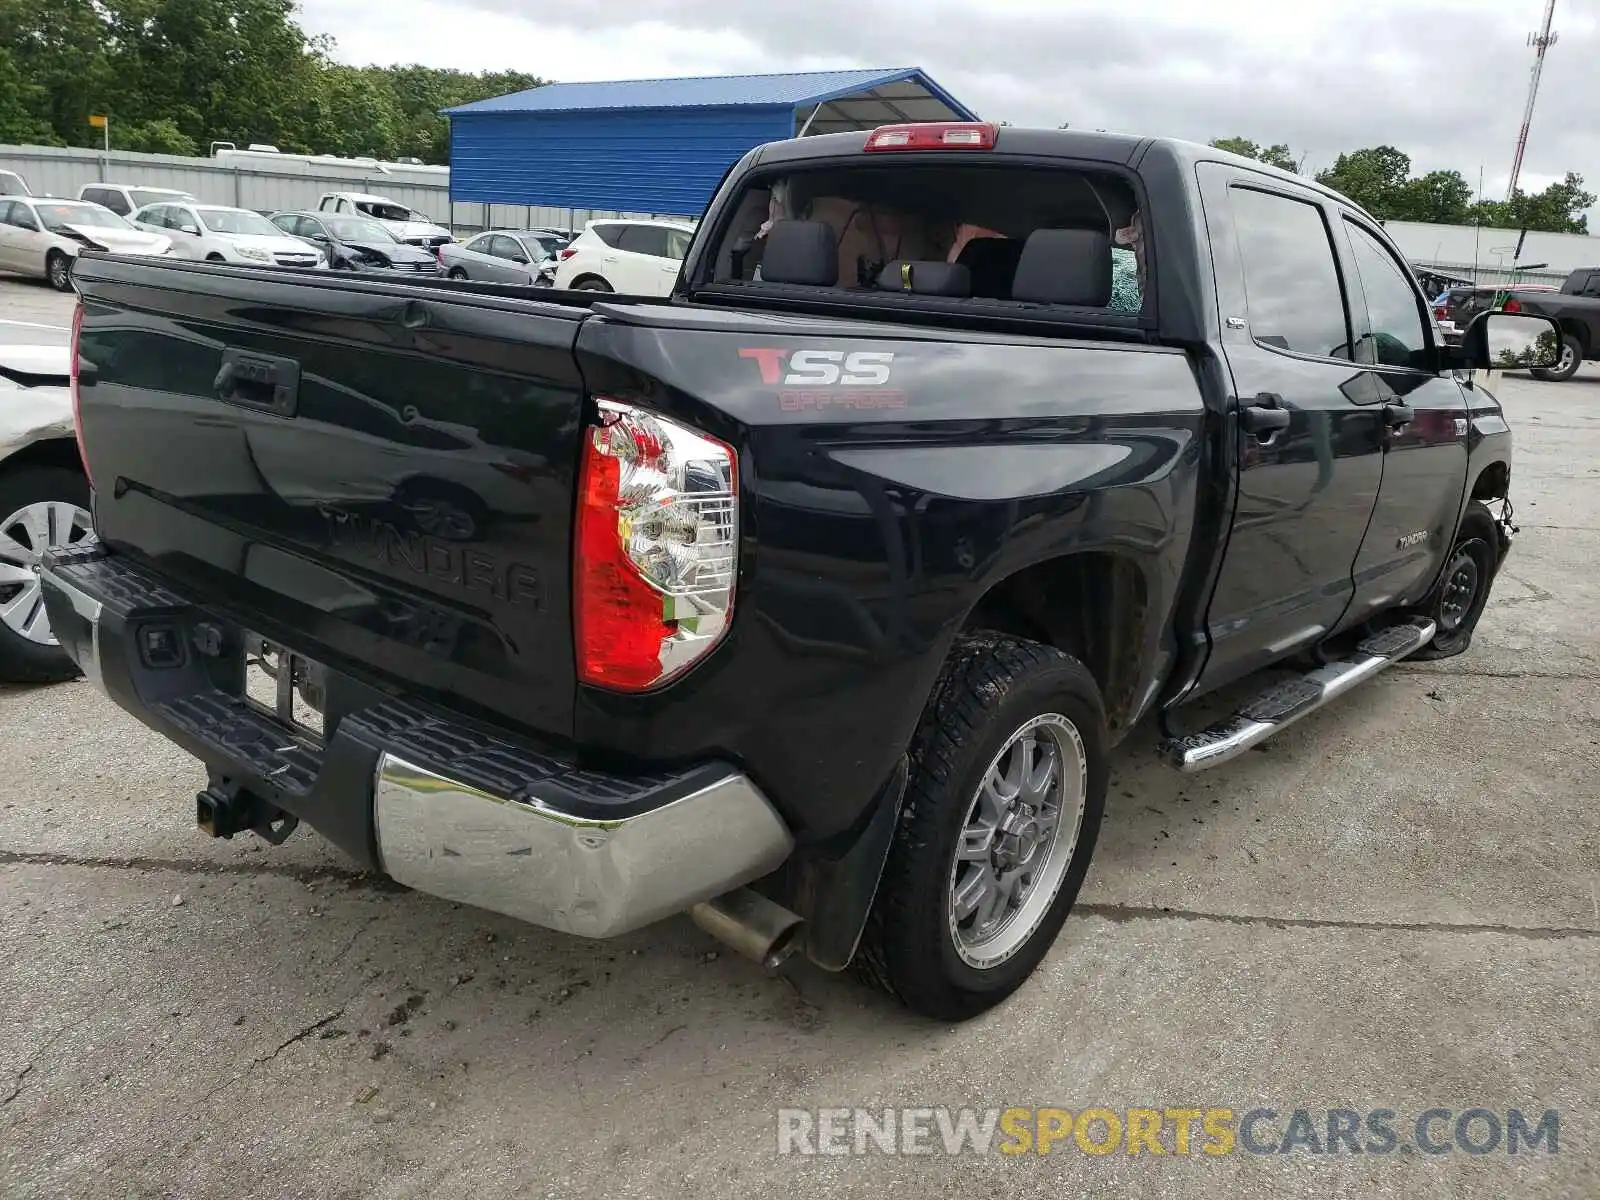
[438,230,565,285]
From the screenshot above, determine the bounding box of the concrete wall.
[0,144,649,235]
[1385,218,1599,287]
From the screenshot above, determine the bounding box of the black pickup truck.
[42,124,1558,1020]
[1501,267,1600,382]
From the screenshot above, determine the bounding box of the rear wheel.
[45,251,73,292]
[1413,500,1500,661]
[205,253,226,263]
[1530,333,1583,382]
[0,466,94,682]
[573,276,613,293]
[447,267,467,280]
[855,633,1107,1021]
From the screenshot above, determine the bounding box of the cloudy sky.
[298,0,1595,200]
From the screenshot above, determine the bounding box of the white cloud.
[297,0,1599,210]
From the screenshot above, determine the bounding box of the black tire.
[205,253,226,263]
[45,251,73,293]
[573,276,613,293]
[1412,500,1501,661]
[447,267,467,280]
[855,633,1108,1021]
[0,465,92,683]
[1529,333,1583,382]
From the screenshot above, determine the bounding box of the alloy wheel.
[0,502,94,644]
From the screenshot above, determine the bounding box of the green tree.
[1389,169,1474,224]
[1469,173,1595,235]
[0,45,58,144]
[1314,145,1412,214]
[1211,136,1299,172]
[118,117,199,156]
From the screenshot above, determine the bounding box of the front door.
[1336,216,1469,619]
[1193,165,1388,693]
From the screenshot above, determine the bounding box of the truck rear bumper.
[40,546,794,939]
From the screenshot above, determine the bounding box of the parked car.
[551,218,694,294]
[0,169,30,197]
[1436,283,1560,349]
[437,229,562,285]
[0,345,93,682]
[0,197,171,290]
[269,211,441,274]
[315,192,452,248]
[76,183,196,219]
[1499,267,1600,381]
[133,202,325,269]
[46,123,1554,1021]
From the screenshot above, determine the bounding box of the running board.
[1160,618,1437,772]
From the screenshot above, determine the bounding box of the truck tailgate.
[71,256,589,739]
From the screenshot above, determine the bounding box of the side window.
[464,234,491,254]
[591,224,626,249]
[618,225,670,257]
[1229,186,1352,360]
[11,203,39,231]
[1343,221,1429,369]
[487,235,522,260]
[103,190,131,215]
[0,201,15,226]
[1582,272,1600,299]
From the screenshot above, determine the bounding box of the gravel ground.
[1,279,1597,1198]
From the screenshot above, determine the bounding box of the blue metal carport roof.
[442,67,979,216]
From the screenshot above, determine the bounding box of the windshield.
[355,201,425,223]
[198,208,281,236]
[36,203,135,232]
[326,216,398,243]
[130,189,193,209]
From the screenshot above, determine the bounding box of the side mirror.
[510,253,530,264]
[1451,311,1563,371]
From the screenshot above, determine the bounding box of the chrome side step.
[1160,618,1436,773]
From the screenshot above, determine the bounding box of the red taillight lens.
[864,122,999,152]
[1433,305,1448,318]
[1501,298,1522,313]
[559,247,577,261]
[574,399,738,691]
[69,299,93,490]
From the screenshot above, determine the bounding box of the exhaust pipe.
[689,888,804,968]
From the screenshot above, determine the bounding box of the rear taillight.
[69,300,92,489]
[864,122,999,152]
[559,247,577,261]
[1433,305,1449,319]
[574,399,737,691]
[1501,298,1522,313]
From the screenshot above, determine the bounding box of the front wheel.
[0,466,95,682]
[45,251,73,292]
[1530,333,1583,382]
[855,633,1108,1021]
[1412,500,1501,660]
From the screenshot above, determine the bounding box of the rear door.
[1336,215,1468,618]
[1193,164,1386,692]
[616,225,681,295]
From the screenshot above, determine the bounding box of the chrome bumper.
[373,755,794,938]
[40,549,795,941]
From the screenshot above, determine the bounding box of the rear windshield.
[702,162,1147,318]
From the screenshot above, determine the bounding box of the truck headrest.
[874,260,973,298]
[1011,228,1113,307]
[760,220,838,286]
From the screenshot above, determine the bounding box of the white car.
[0,344,94,682]
[316,192,453,249]
[552,219,694,295]
[77,183,195,220]
[0,197,171,291]
[133,202,324,269]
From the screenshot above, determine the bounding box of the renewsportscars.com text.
[776,1106,1559,1157]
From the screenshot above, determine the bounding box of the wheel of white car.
[0,465,95,682]
[447,267,467,280]
[573,276,613,292]
[45,251,73,293]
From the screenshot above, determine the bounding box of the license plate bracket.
[242,633,327,742]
